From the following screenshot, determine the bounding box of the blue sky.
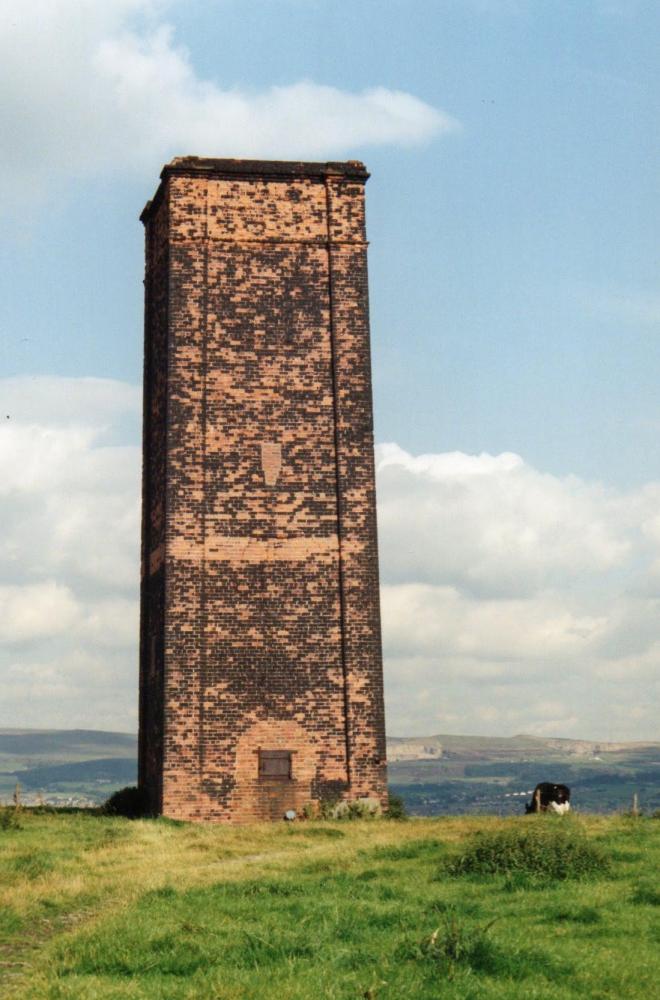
[1,0,659,740]
[4,0,659,483]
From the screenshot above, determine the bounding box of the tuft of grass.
[418,911,502,979]
[404,910,568,983]
[10,851,54,880]
[609,849,641,863]
[429,898,483,917]
[444,819,610,882]
[0,905,25,940]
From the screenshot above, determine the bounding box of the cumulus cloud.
[1,382,659,738]
[377,444,660,740]
[0,0,453,212]
[382,585,609,663]
[0,376,140,728]
[0,582,80,644]
[1,376,140,429]
[377,442,630,597]
[3,648,138,731]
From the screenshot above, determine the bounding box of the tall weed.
[419,911,501,979]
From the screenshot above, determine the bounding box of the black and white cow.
[525,782,571,815]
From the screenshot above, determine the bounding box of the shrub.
[444,820,610,881]
[102,786,151,819]
[301,801,316,821]
[0,807,22,831]
[385,793,408,820]
[318,797,340,820]
[318,797,382,820]
[333,797,382,820]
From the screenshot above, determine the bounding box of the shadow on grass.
[631,882,660,906]
[548,905,603,924]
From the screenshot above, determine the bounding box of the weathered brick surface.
[139,158,387,822]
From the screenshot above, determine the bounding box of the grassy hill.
[2,729,658,814]
[0,810,658,998]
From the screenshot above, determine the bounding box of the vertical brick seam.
[197,183,210,784]
[326,177,388,801]
[324,176,353,789]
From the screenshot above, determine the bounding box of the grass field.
[1,810,658,999]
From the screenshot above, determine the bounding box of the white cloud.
[2,382,659,738]
[381,584,608,663]
[1,376,140,430]
[377,444,660,740]
[376,442,630,598]
[0,582,80,644]
[0,0,454,212]
[3,648,138,731]
[0,376,140,727]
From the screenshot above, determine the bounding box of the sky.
[1,0,659,741]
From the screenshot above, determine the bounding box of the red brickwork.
[139,158,387,822]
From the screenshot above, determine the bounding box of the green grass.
[0,812,658,998]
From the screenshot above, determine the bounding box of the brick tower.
[138,157,387,822]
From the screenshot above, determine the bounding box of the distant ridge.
[1,727,656,765]
[0,729,137,769]
[386,733,659,762]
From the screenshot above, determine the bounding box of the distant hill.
[0,728,136,763]
[4,727,654,766]
[1,728,658,813]
[387,732,660,762]
[0,729,137,805]
[15,757,137,789]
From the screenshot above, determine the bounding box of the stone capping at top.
[140,156,370,224]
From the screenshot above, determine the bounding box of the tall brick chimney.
[139,157,387,821]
